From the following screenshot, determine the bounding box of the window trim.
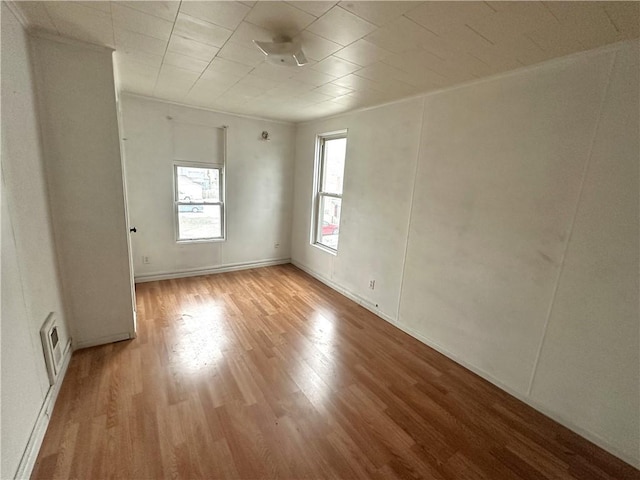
[173,161,225,243]
[311,130,347,254]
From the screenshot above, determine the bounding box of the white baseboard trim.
[391,321,640,469]
[291,259,640,469]
[291,260,397,325]
[14,340,73,480]
[73,331,132,350]
[134,258,291,283]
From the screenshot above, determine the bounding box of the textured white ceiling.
[12,1,640,122]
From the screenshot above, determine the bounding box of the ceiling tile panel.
[602,2,640,38]
[14,0,640,122]
[331,93,362,107]
[331,73,382,92]
[286,1,337,18]
[467,4,558,42]
[436,24,496,56]
[541,1,597,22]
[354,62,411,85]
[45,2,115,47]
[292,68,337,87]
[237,75,282,90]
[217,42,266,67]
[154,64,200,99]
[313,82,353,97]
[115,28,168,56]
[296,90,333,104]
[333,39,393,66]
[163,52,210,73]
[250,62,298,81]
[364,16,439,54]
[404,1,496,36]
[297,31,342,61]
[185,79,229,105]
[116,62,160,95]
[206,57,254,77]
[307,6,377,46]
[167,35,219,61]
[13,1,58,32]
[338,1,418,26]
[381,52,450,87]
[119,1,179,22]
[111,3,174,40]
[173,13,234,47]
[311,56,361,76]
[77,2,112,14]
[225,82,267,99]
[527,23,587,57]
[115,49,164,69]
[465,43,522,71]
[386,48,476,85]
[179,1,250,30]
[266,79,314,96]
[244,1,316,37]
[563,18,619,51]
[200,68,243,88]
[226,21,274,48]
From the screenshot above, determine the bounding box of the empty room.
[2,1,638,479]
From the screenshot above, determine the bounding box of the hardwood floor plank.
[31,264,638,479]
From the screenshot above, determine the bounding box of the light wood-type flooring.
[32,264,638,479]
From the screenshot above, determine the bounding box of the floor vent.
[40,312,62,386]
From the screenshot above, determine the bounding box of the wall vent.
[40,312,62,386]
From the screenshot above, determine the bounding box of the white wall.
[291,41,639,466]
[1,4,71,477]
[528,42,639,464]
[31,34,134,348]
[120,94,295,281]
[293,99,424,320]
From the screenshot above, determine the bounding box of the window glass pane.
[177,166,220,202]
[178,204,222,240]
[318,196,341,250]
[321,138,346,194]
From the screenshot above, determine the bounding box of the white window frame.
[174,161,225,243]
[312,130,347,254]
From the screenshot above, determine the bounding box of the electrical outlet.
[143,256,151,264]
[274,242,280,249]
[369,279,375,290]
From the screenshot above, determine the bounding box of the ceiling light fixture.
[253,36,308,67]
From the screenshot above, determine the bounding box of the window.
[313,132,347,252]
[175,164,224,241]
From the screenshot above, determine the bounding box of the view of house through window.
[315,133,346,251]
[175,164,224,241]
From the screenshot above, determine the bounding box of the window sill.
[312,242,337,256]
[177,237,225,245]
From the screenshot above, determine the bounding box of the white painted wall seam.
[526,50,619,396]
[396,96,427,323]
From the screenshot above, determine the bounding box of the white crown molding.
[120,92,296,126]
